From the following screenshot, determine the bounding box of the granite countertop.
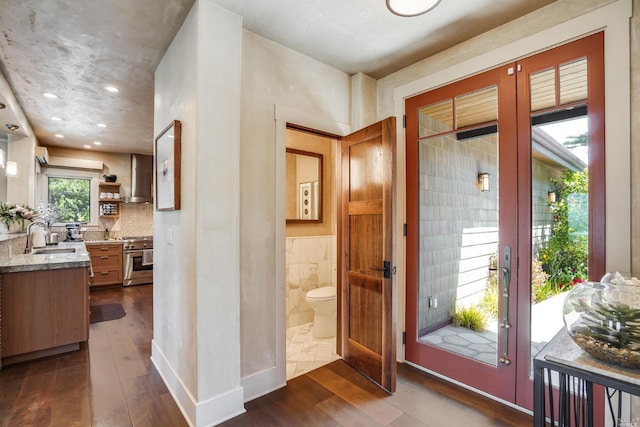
[0,241,91,274]
[84,239,123,245]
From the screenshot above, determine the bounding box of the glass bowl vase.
[563,281,640,368]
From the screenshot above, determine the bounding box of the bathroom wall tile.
[289,238,300,265]
[298,310,313,325]
[319,238,329,261]
[288,263,300,288]
[308,239,319,263]
[299,238,310,263]
[289,313,300,327]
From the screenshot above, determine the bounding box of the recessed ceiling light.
[97,123,107,128]
[5,124,19,131]
[104,86,119,93]
[43,92,58,99]
[55,134,64,138]
[51,116,62,121]
[93,141,102,145]
[0,103,6,110]
[83,145,92,149]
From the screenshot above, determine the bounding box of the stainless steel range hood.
[124,154,153,203]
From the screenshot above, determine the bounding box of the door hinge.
[403,114,406,129]
[402,331,406,344]
[403,223,407,236]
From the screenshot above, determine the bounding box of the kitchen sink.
[32,247,77,255]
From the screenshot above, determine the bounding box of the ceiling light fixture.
[104,86,119,93]
[51,116,62,121]
[83,145,92,149]
[97,123,107,128]
[386,0,440,17]
[0,102,6,110]
[93,141,102,145]
[5,123,19,131]
[55,134,64,138]
[43,92,58,99]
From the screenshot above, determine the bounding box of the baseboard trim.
[151,339,246,426]
[241,365,286,402]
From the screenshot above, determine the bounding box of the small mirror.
[286,148,322,223]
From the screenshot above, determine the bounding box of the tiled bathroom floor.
[286,322,341,380]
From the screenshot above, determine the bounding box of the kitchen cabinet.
[87,243,123,287]
[99,181,121,218]
[1,267,89,365]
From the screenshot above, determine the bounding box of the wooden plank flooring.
[223,359,534,427]
[1,283,534,427]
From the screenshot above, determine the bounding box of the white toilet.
[305,286,337,338]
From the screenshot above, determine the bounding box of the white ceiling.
[0,0,557,154]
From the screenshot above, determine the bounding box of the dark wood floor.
[222,360,533,427]
[0,284,187,427]
[1,284,534,427]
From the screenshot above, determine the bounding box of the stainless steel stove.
[123,236,153,286]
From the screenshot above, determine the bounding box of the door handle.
[370,260,391,279]
[489,245,511,364]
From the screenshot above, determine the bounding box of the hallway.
[0,283,533,426]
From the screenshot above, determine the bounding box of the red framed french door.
[404,32,605,411]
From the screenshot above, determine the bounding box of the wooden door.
[339,117,396,393]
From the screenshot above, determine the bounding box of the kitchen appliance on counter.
[123,236,153,286]
[64,223,84,242]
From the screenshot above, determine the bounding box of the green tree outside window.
[48,177,91,223]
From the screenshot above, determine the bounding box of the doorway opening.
[284,124,340,379]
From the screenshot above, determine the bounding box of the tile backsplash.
[286,235,336,328]
[119,203,153,237]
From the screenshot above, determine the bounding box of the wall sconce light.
[548,191,557,203]
[5,161,17,177]
[478,172,490,192]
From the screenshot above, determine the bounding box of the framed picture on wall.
[155,120,181,211]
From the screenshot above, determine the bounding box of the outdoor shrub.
[531,258,550,303]
[451,305,487,331]
[539,168,588,291]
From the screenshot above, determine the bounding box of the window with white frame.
[37,167,100,226]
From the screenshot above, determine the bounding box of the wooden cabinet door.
[87,244,123,287]
[1,268,89,358]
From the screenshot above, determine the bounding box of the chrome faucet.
[24,220,48,254]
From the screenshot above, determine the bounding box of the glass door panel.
[417,129,499,367]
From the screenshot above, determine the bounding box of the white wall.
[153,1,244,425]
[239,31,350,400]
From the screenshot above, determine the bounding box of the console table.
[533,329,640,426]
